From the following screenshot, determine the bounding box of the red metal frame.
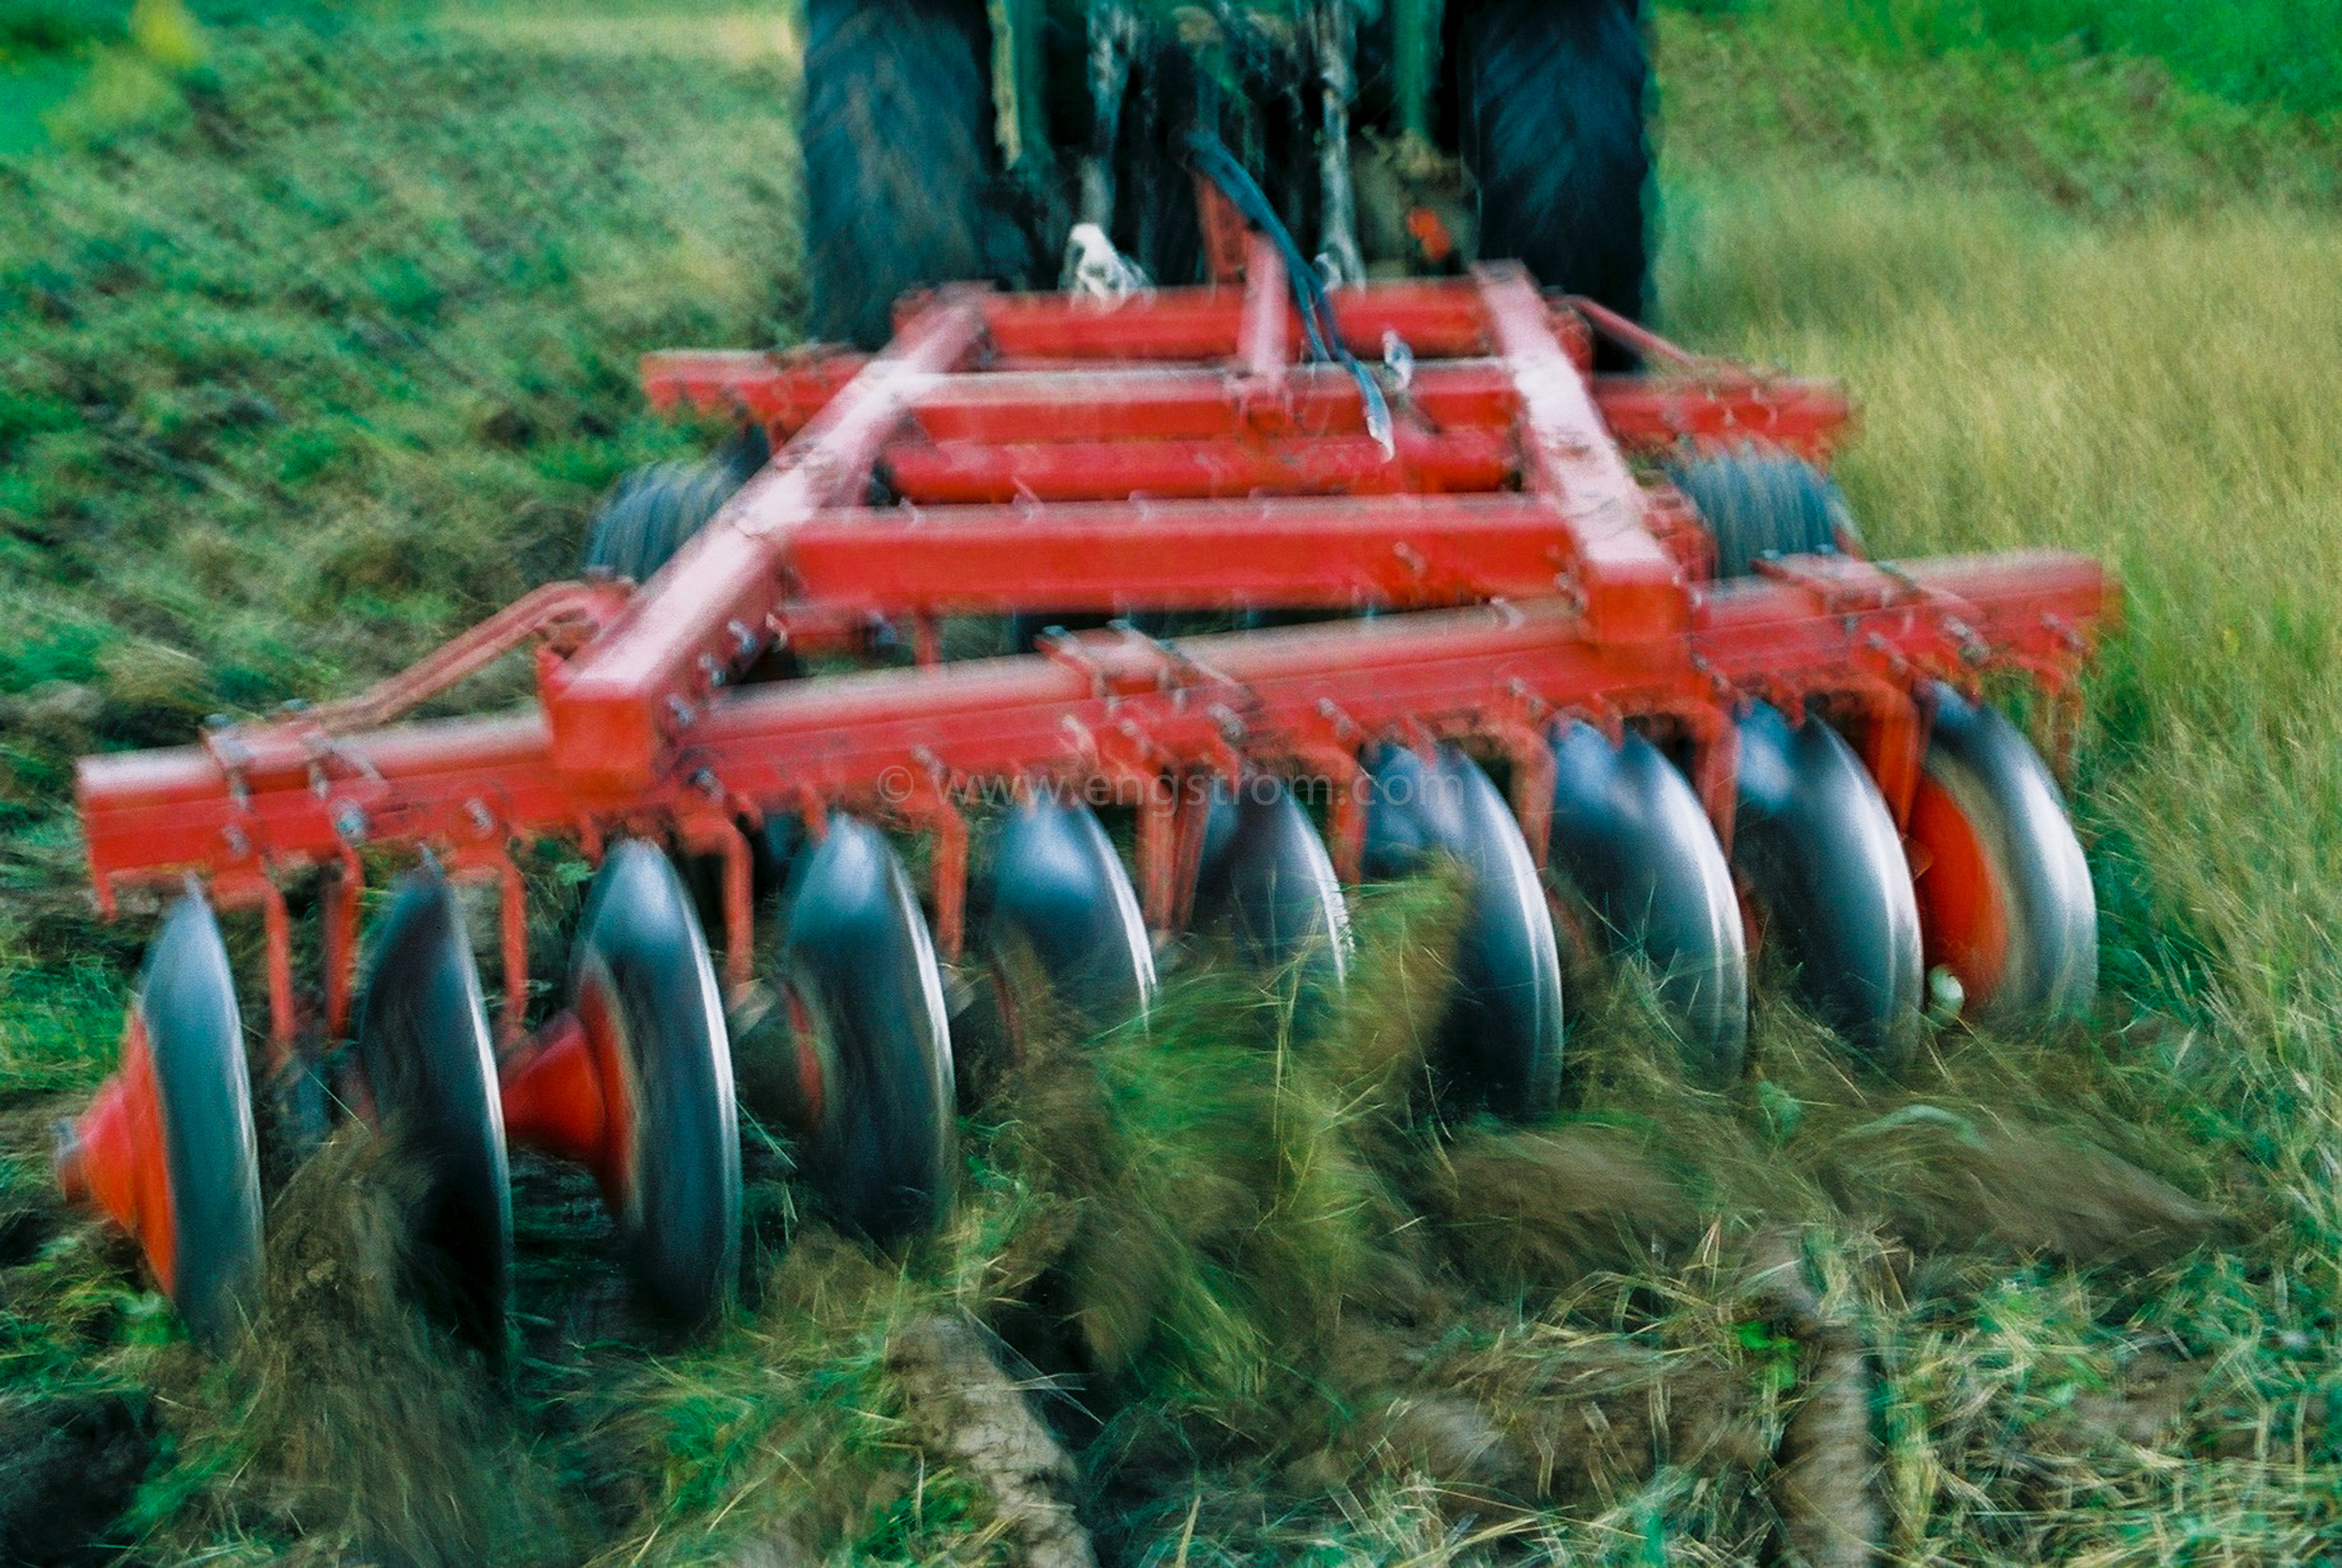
[73,242,2109,1062]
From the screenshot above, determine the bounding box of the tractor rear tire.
[805,0,1023,349]
[1455,0,1652,330]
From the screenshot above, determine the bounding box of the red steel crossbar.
[778,495,1570,612]
[644,357,1849,463]
[82,552,2103,896]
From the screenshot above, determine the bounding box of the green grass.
[1654,3,2342,212]
[2,2,2340,1563]
[0,7,793,968]
[1673,0,2342,122]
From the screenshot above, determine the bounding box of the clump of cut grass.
[1816,1102,2227,1267]
[569,1226,928,1561]
[983,875,1465,1406]
[1418,1124,1701,1296]
[128,1125,571,1567]
[568,1215,1100,1567]
[1406,1319,1771,1502]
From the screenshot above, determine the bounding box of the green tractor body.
[805,0,1651,351]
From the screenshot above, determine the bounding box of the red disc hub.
[54,1012,178,1294]
[1907,774,2012,1007]
[497,985,638,1208]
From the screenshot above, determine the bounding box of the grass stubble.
[2,2,2339,1562]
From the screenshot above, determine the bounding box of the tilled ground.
[0,891,2311,1565]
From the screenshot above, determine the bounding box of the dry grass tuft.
[138,1125,569,1567]
[1421,1124,1700,1294]
[1817,1107,2226,1267]
[1410,1327,1767,1505]
[981,877,1466,1395]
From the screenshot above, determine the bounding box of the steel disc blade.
[1909,684,2097,1021]
[1365,745,1564,1117]
[353,867,511,1355]
[571,842,741,1323]
[778,818,956,1240]
[1548,722,1749,1082]
[1191,777,1351,996]
[987,798,1156,1031]
[1733,703,1923,1069]
[139,896,263,1348]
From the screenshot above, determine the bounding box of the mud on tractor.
[52,0,2108,1350]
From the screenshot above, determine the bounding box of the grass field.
[2,3,2339,1564]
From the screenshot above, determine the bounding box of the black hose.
[1182,128,1393,451]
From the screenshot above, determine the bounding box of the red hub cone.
[501,842,740,1324]
[1907,685,2097,1023]
[54,895,261,1348]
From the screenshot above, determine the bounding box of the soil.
[0,1390,153,1568]
[886,1314,1099,1568]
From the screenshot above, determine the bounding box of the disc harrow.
[54,241,2109,1345]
